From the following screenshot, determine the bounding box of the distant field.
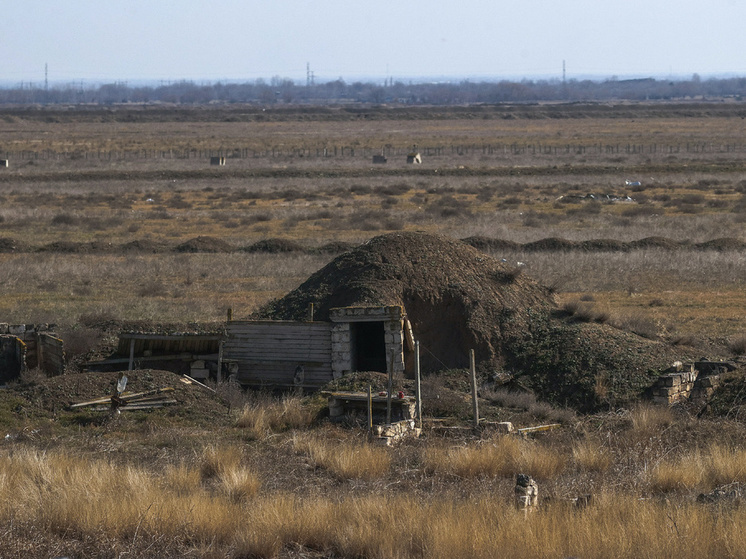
[0,103,744,350]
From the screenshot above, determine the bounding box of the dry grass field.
[1,104,745,345]
[1,103,746,557]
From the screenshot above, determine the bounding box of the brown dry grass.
[4,432,746,558]
[291,432,392,481]
[422,434,566,480]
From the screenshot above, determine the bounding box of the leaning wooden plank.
[516,424,562,434]
[71,387,175,408]
[119,387,175,401]
[182,374,216,392]
[70,396,116,408]
[91,400,178,411]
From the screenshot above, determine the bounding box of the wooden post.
[386,352,393,425]
[470,349,479,430]
[368,385,373,433]
[308,303,314,322]
[227,307,233,322]
[128,338,135,371]
[36,332,44,374]
[217,341,224,383]
[415,341,422,429]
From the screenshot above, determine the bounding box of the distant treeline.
[4,75,746,105]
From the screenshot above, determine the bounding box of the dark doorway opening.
[0,336,23,384]
[351,321,387,373]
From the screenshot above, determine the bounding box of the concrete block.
[190,368,209,380]
[8,324,25,335]
[0,323,8,334]
[331,330,350,343]
[191,360,206,369]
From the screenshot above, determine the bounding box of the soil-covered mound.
[460,236,521,252]
[627,236,688,250]
[120,239,170,253]
[175,236,234,253]
[6,369,231,425]
[0,237,27,253]
[523,237,580,251]
[578,239,630,252]
[258,232,703,410]
[694,238,746,251]
[243,238,306,253]
[258,232,557,372]
[37,241,115,253]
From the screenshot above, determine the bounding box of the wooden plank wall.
[38,334,65,376]
[224,321,333,388]
[115,336,220,356]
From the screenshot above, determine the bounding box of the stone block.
[190,368,209,380]
[483,421,514,433]
[191,360,206,369]
[8,324,25,335]
[0,323,8,334]
[331,330,350,343]
[664,376,681,387]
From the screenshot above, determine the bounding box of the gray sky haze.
[4,0,746,84]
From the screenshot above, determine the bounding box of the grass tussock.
[647,443,746,494]
[629,403,677,437]
[422,435,565,480]
[572,439,613,473]
[292,433,391,481]
[234,394,315,438]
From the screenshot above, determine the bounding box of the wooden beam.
[470,349,479,429]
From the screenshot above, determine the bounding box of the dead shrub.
[51,213,79,226]
[379,182,411,196]
[293,433,391,481]
[235,395,315,438]
[420,376,470,418]
[629,403,676,436]
[17,367,47,386]
[727,334,746,356]
[572,440,613,473]
[137,279,169,297]
[219,467,261,503]
[199,445,243,481]
[610,312,660,339]
[60,327,103,363]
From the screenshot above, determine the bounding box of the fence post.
[470,349,479,430]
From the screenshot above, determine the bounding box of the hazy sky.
[4,0,746,84]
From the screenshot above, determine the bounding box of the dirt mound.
[120,239,170,253]
[627,236,688,250]
[243,238,306,253]
[175,236,234,253]
[460,236,521,251]
[0,237,27,253]
[9,369,231,425]
[695,238,746,251]
[38,241,115,253]
[523,237,580,251]
[578,239,630,252]
[258,232,703,410]
[313,241,358,254]
[259,232,556,371]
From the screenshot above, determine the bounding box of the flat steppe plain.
[1,102,746,558]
